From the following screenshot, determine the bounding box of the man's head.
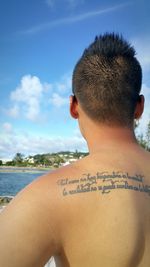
[72,33,143,128]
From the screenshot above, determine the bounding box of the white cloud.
[48,73,71,108]
[6,73,71,122]
[20,2,130,35]
[0,129,87,160]
[49,93,68,107]
[55,73,71,93]
[11,75,43,101]
[9,75,47,121]
[25,97,41,121]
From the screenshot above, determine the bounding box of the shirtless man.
[0,33,150,267]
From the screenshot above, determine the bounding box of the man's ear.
[70,95,79,119]
[134,95,145,119]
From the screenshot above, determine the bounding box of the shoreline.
[0,166,53,173]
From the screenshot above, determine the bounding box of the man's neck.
[84,124,138,154]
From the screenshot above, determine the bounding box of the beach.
[0,166,51,173]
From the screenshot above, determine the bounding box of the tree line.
[0,151,88,168]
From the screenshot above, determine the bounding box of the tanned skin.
[0,95,150,267]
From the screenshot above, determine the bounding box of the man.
[0,33,150,267]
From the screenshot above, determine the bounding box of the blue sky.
[0,0,150,160]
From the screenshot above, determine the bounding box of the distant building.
[26,157,34,164]
[69,158,77,162]
[61,158,78,166]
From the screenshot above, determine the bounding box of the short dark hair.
[72,33,142,127]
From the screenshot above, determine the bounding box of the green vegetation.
[136,120,150,151]
[1,151,88,168]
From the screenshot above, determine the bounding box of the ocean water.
[0,170,49,196]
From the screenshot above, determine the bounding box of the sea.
[0,168,49,196]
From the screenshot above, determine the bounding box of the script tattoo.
[56,171,150,197]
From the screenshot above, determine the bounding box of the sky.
[0,0,150,161]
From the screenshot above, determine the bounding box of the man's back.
[52,144,150,267]
[0,33,149,267]
[0,140,149,267]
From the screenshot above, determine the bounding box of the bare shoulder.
[1,162,81,220]
[0,163,83,267]
[0,161,83,226]
[4,159,84,209]
[0,164,81,267]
